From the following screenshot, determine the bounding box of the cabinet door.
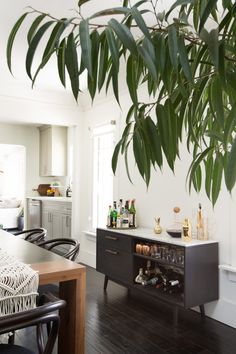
[42,210,53,240]
[39,125,67,177]
[61,214,71,238]
[51,212,61,239]
[39,127,52,176]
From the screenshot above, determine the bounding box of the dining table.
[0,229,86,354]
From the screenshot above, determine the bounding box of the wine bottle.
[129,199,136,227]
[111,201,117,228]
[142,276,160,287]
[107,205,112,227]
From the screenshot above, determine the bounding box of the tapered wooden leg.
[199,304,205,318]
[173,306,178,327]
[104,275,109,290]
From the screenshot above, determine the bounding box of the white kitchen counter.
[26,196,72,202]
[98,227,218,247]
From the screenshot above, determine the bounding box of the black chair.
[37,238,80,261]
[13,228,47,245]
[37,238,80,297]
[0,292,66,354]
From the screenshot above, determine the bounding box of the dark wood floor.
[16,265,236,354]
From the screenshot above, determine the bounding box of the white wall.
[77,89,236,329]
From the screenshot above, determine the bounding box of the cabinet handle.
[105,236,118,241]
[105,249,119,255]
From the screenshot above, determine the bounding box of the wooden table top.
[0,230,85,283]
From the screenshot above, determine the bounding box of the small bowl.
[166,229,182,238]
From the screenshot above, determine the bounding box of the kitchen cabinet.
[41,201,71,241]
[96,228,219,324]
[39,125,67,176]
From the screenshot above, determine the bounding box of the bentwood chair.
[37,238,80,297]
[13,228,47,245]
[38,238,80,261]
[0,292,66,354]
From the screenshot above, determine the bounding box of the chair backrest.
[14,228,47,245]
[0,292,66,354]
[38,238,80,261]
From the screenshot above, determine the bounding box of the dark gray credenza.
[96,227,219,323]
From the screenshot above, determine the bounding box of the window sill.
[83,230,96,241]
[219,264,236,282]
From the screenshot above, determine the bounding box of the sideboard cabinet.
[96,228,219,322]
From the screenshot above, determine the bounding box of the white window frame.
[90,122,116,232]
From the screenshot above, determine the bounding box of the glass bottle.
[111,201,117,228]
[107,205,112,228]
[129,199,136,227]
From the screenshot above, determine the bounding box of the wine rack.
[96,228,219,322]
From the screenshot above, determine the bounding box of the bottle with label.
[66,185,72,197]
[135,268,147,284]
[122,200,130,228]
[129,199,136,227]
[107,205,112,227]
[142,276,160,287]
[182,218,192,241]
[111,201,117,228]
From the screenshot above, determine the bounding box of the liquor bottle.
[129,199,136,227]
[135,268,147,284]
[182,218,192,241]
[122,200,130,228]
[107,205,112,227]
[66,185,72,197]
[197,203,204,240]
[111,201,117,228]
[142,276,160,287]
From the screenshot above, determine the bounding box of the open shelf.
[133,252,184,269]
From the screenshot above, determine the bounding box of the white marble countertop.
[98,227,218,247]
[26,196,72,202]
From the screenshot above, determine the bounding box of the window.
[91,123,115,231]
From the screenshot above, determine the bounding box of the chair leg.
[8,332,15,344]
[199,304,205,318]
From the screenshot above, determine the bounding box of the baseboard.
[79,249,96,268]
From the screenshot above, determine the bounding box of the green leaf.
[200,28,219,69]
[210,76,224,127]
[7,12,29,73]
[90,7,129,20]
[105,28,119,72]
[138,45,157,82]
[108,18,137,54]
[187,147,214,192]
[130,6,152,42]
[27,14,46,44]
[133,128,145,178]
[205,153,213,200]
[225,136,236,191]
[112,140,122,175]
[145,116,163,168]
[127,55,138,103]
[178,36,192,82]
[199,0,218,32]
[88,30,100,100]
[79,19,92,77]
[212,154,223,206]
[121,122,133,154]
[26,20,54,79]
[98,33,109,91]
[168,25,178,72]
[165,0,195,19]
[65,33,79,100]
[57,38,66,87]
[78,0,91,6]
[42,20,69,64]
[192,164,202,193]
